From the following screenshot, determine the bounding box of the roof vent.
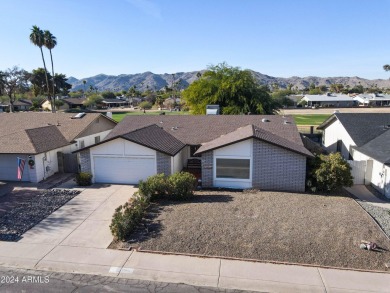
[171,126,178,131]
[283,121,292,124]
[71,112,86,119]
[262,118,270,123]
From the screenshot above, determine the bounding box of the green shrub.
[307,152,353,193]
[75,172,93,186]
[110,192,149,241]
[168,172,197,200]
[138,173,169,199]
[138,172,197,200]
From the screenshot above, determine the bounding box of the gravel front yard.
[121,190,390,271]
[0,189,80,241]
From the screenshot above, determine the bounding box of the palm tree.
[43,30,57,111]
[30,26,53,112]
[83,80,86,98]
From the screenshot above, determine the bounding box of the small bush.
[110,192,149,241]
[168,172,197,200]
[75,172,93,186]
[138,173,169,199]
[138,172,197,200]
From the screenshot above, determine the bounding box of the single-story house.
[318,113,390,197]
[42,98,87,111]
[0,112,116,182]
[300,93,356,108]
[76,115,313,191]
[101,99,128,108]
[354,93,390,106]
[0,99,32,112]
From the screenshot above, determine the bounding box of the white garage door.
[0,154,30,181]
[93,156,156,184]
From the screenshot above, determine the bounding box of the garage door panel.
[0,154,30,181]
[93,156,155,184]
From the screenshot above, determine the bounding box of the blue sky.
[1,0,390,79]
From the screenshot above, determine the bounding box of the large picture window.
[216,158,250,179]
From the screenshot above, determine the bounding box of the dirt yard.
[115,190,390,271]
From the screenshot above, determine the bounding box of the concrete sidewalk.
[0,184,389,292]
[346,185,390,209]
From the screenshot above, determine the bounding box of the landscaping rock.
[358,202,390,239]
[0,189,80,241]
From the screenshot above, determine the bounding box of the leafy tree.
[29,68,71,97]
[43,30,57,103]
[30,25,53,112]
[53,73,72,96]
[139,101,152,110]
[308,152,353,193]
[0,67,29,112]
[271,89,294,107]
[101,91,116,99]
[308,87,323,95]
[54,99,64,108]
[383,64,390,72]
[182,63,278,115]
[350,85,364,94]
[84,93,103,108]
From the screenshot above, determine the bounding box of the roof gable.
[195,124,312,157]
[121,124,185,156]
[319,113,390,147]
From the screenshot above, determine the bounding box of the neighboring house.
[0,99,32,112]
[42,98,87,111]
[101,99,128,108]
[0,112,116,182]
[318,113,390,197]
[76,115,312,191]
[300,93,355,108]
[354,93,390,106]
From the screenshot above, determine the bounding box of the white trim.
[213,156,252,182]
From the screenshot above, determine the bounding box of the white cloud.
[126,0,162,19]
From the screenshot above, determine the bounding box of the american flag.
[17,157,26,181]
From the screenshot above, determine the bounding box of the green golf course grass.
[112,111,330,126]
[112,111,190,122]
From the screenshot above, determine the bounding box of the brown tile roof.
[63,98,86,105]
[195,125,313,157]
[0,112,114,154]
[121,124,185,156]
[105,115,304,146]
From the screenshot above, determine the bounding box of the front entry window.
[216,158,250,179]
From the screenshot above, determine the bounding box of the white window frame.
[213,156,252,182]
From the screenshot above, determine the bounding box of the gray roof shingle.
[105,115,304,147]
[318,113,390,147]
[121,124,185,156]
[0,112,115,154]
[195,124,313,157]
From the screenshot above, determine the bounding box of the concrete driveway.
[0,184,136,275]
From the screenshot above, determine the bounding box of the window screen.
[216,159,250,179]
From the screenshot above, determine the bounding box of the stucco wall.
[322,120,355,159]
[76,116,116,139]
[252,140,306,192]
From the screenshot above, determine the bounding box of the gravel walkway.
[121,190,390,272]
[0,189,80,241]
[358,202,390,239]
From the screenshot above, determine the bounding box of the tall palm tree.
[30,26,53,112]
[44,30,57,111]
